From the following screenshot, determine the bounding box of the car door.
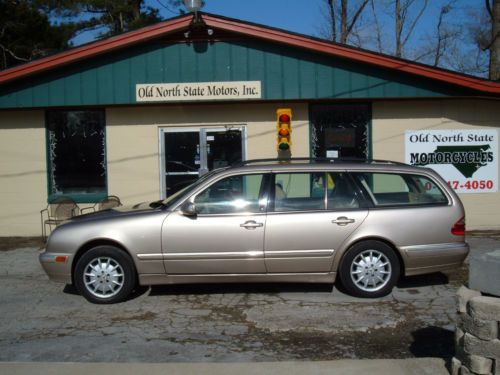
[161,173,269,274]
[264,171,368,273]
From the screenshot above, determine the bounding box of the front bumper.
[39,251,73,284]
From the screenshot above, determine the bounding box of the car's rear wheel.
[74,246,136,304]
[339,240,400,298]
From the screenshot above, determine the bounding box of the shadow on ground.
[149,282,335,296]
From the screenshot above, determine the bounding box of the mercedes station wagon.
[40,159,469,304]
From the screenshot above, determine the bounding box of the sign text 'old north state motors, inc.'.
[136,81,261,102]
[405,129,498,193]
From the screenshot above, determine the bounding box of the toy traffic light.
[277,108,292,152]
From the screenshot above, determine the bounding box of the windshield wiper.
[149,200,165,208]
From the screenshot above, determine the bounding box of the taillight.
[452,216,466,236]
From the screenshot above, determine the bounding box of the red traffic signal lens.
[279,114,290,123]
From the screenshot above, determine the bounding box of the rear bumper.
[39,251,72,284]
[401,242,469,276]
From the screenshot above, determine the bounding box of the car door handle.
[240,220,264,230]
[332,217,355,226]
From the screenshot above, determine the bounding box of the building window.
[310,104,371,159]
[46,110,107,202]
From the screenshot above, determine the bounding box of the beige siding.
[0,111,46,236]
[0,103,309,236]
[373,99,500,230]
[106,103,309,204]
[3,99,498,235]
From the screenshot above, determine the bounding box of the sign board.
[136,81,261,102]
[405,130,498,193]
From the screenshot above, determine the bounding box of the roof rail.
[231,157,407,167]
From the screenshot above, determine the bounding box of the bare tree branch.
[346,0,369,38]
[370,0,383,53]
[0,43,30,62]
[486,0,493,18]
[401,0,428,48]
[328,0,337,42]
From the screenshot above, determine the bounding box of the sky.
[155,0,323,37]
[148,0,483,58]
[69,0,486,75]
[149,0,480,41]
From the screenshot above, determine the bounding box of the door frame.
[158,125,247,199]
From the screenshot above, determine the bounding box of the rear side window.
[354,173,448,207]
[274,173,325,212]
[272,172,361,212]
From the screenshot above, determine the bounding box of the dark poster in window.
[47,110,106,199]
[310,104,370,159]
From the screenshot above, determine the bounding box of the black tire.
[339,240,400,298]
[74,246,136,304]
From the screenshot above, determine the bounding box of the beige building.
[0,14,499,236]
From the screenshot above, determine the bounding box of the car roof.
[224,158,429,174]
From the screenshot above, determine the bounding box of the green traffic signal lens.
[279,142,290,151]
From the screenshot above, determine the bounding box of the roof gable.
[0,12,498,109]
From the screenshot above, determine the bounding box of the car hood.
[68,201,162,222]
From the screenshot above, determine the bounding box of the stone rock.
[459,312,499,341]
[456,325,465,346]
[470,250,500,297]
[469,296,500,322]
[451,357,461,375]
[462,354,493,375]
[458,285,482,313]
[464,333,500,359]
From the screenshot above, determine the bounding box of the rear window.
[354,172,449,207]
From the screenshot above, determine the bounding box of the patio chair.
[81,195,122,214]
[41,197,80,240]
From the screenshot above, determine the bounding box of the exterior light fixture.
[184,0,203,24]
[183,0,213,38]
[184,0,203,13]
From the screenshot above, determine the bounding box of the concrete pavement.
[0,358,449,375]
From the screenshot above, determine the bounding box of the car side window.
[354,172,448,206]
[273,172,325,212]
[327,172,360,210]
[194,174,265,214]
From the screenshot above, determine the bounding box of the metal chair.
[81,195,122,214]
[41,197,80,240]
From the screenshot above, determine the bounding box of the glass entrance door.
[160,127,245,198]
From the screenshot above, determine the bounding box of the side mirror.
[180,202,197,217]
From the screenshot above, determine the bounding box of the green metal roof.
[0,38,476,109]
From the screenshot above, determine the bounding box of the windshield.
[161,168,226,209]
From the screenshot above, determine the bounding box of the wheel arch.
[71,239,137,284]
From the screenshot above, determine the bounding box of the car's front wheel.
[339,240,400,298]
[74,246,136,304]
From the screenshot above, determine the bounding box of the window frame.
[45,109,108,203]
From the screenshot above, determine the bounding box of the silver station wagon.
[40,159,469,304]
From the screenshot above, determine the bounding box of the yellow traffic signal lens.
[278,126,290,136]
